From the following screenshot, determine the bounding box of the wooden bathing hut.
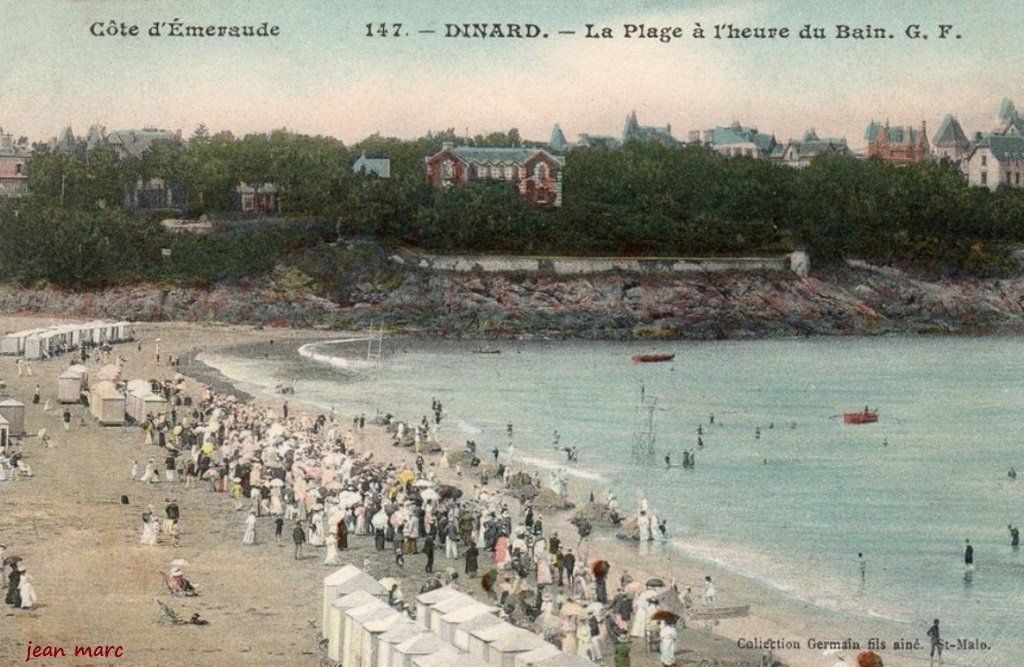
[326,590,383,663]
[321,565,387,642]
[511,645,562,667]
[58,365,89,403]
[485,627,551,667]
[391,633,450,667]
[438,604,499,645]
[355,606,406,667]
[451,612,503,652]
[87,381,125,425]
[375,619,425,667]
[0,398,26,435]
[414,586,465,630]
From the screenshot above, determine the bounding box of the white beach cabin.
[485,625,550,667]
[326,589,383,663]
[390,632,450,667]
[414,586,465,630]
[321,564,387,633]
[58,366,89,403]
[438,604,500,645]
[0,398,26,435]
[376,619,425,667]
[346,602,402,667]
[511,644,562,667]
[87,380,125,425]
[451,612,503,651]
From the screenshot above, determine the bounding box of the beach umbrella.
[645,578,665,588]
[481,569,499,593]
[591,559,610,579]
[586,602,605,616]
[413,479,435,488]
[560,600,585,618]
[624,581,645,594]
[172,425,183,436]
[269,479,285,488]
[336,491,362,508]
[856,651,883,667]
[396,469,415,484]
[421,489,440,502]
[438,484,463,501]
[650,610,679,624]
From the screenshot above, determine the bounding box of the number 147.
[366,23,403,37]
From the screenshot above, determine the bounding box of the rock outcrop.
[4,261,1024,339]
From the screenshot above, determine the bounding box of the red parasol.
[856,651,883,667]
[650,610,679,623]
[481,569,499,593]
[590,559,610,579]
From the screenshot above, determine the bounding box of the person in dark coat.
[423,535,435,573]
[5,564,22,607]
[562,548,576,587]
[337,518,348,551]
[292,521,306,560]
[464,543,479,577]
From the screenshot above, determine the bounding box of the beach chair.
[156,599,185,625]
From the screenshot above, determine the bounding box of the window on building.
[491,166,501,179]
[441,160,453,179]
[534,163,548,180]
[981,171,987,185]
[504,166,514,180]
[475,164,486,179]
[15,163,22,175]
[1007,172,1012,184]
[981,155,987,167]
[1017,173,1021,186]
[241,194,254,212]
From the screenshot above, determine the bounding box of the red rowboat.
[631,353,675,363]
[843,410,878,424]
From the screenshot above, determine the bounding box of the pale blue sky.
[0,0,1019,148]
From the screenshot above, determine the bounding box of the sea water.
[201,336,1024,666]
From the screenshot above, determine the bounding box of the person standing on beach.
[702,575,716,604]
[243,510,257,546]
[423,534,435,573]
[62,408,71,431]
[927,618,942,666]
[464,543,478,577]
[292,521,306,559]
[1009,525,1019,549]
[964,539,974,570]
[562,548,576,587]
[275,516,284,545]
[858,552,867,581]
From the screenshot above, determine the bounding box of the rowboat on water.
[631,353,675,363]
[843,410,878,424]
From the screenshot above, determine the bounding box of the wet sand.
[0,317,926,667]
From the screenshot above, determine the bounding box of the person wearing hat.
[230,477,243,510]
[292,521,306,560]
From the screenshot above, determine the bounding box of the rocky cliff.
[3,261,1024,339]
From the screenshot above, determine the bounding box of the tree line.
[4,127,1024,289]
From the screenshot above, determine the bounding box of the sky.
[0,0,1020,149]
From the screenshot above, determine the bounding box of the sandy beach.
[0,316,930,667]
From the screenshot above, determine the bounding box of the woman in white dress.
[308,510,325,546]
[242,510,257,545]
[629,594,650,638]
[659,620,678,666]
[140,507,159,546]
[19,571,37,609]
[324,515,340,565]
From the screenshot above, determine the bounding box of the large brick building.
[864,121,929,164]
[424,143,564,206]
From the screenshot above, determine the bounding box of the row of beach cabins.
[56,363,170,426]
[321,565,594,667]
[1,320,134,361]
[1,320,168,428]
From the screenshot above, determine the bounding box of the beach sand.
[0,316,925,667]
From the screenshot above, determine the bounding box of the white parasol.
[336,491,362,508]
[412,479,435,488]
[420,489,440,502]
[269,478,285,487]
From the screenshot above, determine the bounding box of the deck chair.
[156,599,185,625]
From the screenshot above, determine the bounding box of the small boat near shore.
[631,353,675,363]
[843,410,878,424]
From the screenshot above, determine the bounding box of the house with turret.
[622,111,678,147]
[963,99,1024,190]
[864,120,929,164]
[0,129,30,198]
[932,115,969,164]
